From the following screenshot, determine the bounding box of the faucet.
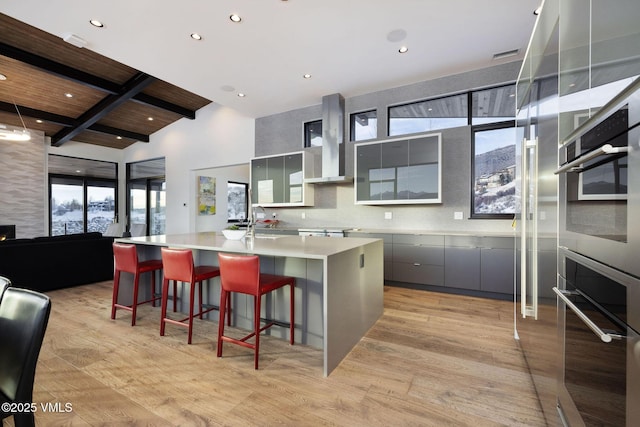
[247,205,265,238]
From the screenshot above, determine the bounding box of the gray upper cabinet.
[354,134,442,205]
[251,151,314,207]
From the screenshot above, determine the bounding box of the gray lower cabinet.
[479,237,515,294]
[349,231,515,296]
[480,248,515,293]
[445,246,481,290]
[392,234,444,286]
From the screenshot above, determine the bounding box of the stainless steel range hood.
[304,93,353,185]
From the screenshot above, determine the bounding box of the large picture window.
[48,155,117,236]
[471,124,522,218]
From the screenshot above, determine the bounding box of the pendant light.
[0,73,31,142]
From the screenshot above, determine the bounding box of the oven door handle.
[553,287,620,343]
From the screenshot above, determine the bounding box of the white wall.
[192,163,250,233]
[122,102,255,234]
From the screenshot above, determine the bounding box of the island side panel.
[324,239,384,376]
[238,256,324,349]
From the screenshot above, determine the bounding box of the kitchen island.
[115,232,384,376]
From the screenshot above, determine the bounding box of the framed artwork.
[198,176,216,215]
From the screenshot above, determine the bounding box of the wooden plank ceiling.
[0,13,211,149]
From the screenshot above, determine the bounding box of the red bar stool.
[111,242,163,326]
[216,253,295,369]
[160,247,228,344]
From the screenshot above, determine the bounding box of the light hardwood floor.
[6,282,546,426]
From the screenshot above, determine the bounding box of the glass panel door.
[129,182,147,233]
[87,182,116,234]
[149,179,166,235]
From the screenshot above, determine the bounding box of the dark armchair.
[0,287,51,427]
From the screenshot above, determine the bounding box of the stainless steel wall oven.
[556,78,640,426]
[557,78,640,278]
[555,249,640,426]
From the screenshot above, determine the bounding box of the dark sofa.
[0,232,114,293]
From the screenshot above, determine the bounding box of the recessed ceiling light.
[36,119,43,123]
[230,14,242,23]
[398,46,408,54]
[190,33,203,41]
[303,74,312,79]
[89,19,104,28]
[237,93,246,98]
[75,169,82,173]
[65,93,73,98]
[147,117,154,121]
[116,136,122,140]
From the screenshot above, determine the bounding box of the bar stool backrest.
[217,253,261,295]
[161,248,195,283]
[113,243,139,273]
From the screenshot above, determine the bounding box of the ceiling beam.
[0,42,120,93]
[88,124,149,142]
[0,42,197,119]
[51,73,157,146]
[0,100,149,141]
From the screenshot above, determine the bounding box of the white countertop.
[117,232,380,260]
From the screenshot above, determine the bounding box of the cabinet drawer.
[479,236,514,250]
[346,232,393,244]
[445,235,481,248]
[393,244,444,265]
[393,234,444,246]
[392,262,444,286]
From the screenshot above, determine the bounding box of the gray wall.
[0,130,47,238]
[254,61,523,233]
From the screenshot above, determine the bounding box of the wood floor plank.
[3,281,546,426]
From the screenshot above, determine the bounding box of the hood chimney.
[305,93,353,184]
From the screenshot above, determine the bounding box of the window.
[227,181,248,222]
[304,120,322,147]
[48,155,117,236]
[471,124,522,218]
[350,110,378,141]
[389,93,468,136]
[126,158,165,236]
[471,84,517,125]
[469,84,519,218]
